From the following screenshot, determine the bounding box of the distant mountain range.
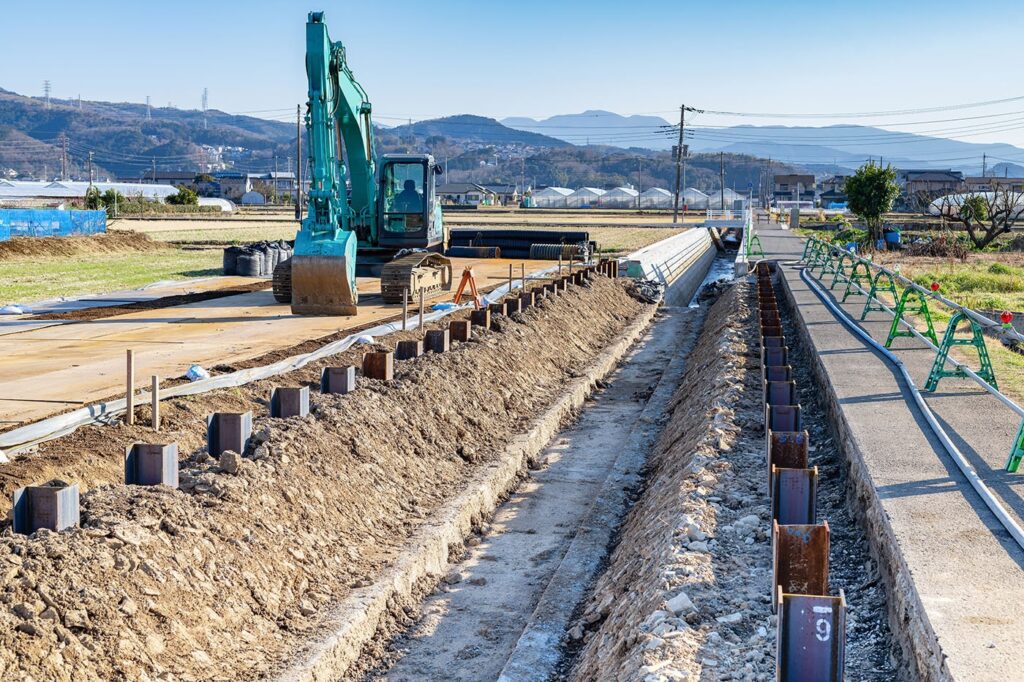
[390,115,569,149]
[503,110,1024,175]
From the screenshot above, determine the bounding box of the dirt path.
[362,304,705,681]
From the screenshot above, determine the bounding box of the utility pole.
[767,157,773,209]
[637,157,643,209]
[982,153,987,177]
[672,105,685,222]
[87,151,94,186]
[151,157,156,182]
[719,152,725,212]
[273,155,279,204]
[58,133,68,181]
[681,144,688,207]
[295,104,303,220]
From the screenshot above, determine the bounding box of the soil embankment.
[0,275,646,680]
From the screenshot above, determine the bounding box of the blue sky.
[3,0,1024,145]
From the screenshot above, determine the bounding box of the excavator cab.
[378,154,445,250]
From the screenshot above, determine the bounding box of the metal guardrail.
[706,208,751,221]
[805,238,1024,347]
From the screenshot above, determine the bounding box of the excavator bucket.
[290,254,359,316]
[289,229,360,316]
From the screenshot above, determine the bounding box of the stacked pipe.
[755,261,846,681]
[223,240,295,277]
[448,228,595,260]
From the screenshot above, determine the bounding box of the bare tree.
[931,185,1024,248]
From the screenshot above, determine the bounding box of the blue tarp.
[0,209,106,241]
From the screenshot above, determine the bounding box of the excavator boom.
[278,11,452,316]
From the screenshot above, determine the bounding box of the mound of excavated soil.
[0,275,646,680]
[0,231,165,260]
[568,284,759,680]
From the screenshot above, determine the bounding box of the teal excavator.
[274,11,452,315]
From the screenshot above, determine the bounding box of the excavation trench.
[356,300,710,681]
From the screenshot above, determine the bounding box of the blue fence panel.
[0,209,106,241]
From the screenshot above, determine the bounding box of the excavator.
[273,11,452,315]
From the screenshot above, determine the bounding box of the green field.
[0,248,223,305]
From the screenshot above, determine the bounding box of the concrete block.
[470,308,491,329]
[449,320,472,343]
[271,386,310,418]
[207,411,253,457]
[362,352,394,381]
[321,366,356,395]
[425,329,450,353]
[125,443,179,487]
[12,483,80,534]
[396,340,423,360]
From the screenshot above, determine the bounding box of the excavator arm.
[289,11,376,315]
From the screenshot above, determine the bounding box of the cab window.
[382,162,424,215]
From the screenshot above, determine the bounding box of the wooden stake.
[508,263,513,292]
[126,349,135,426]
[402,287,408,331]
[418,288,424,330]
[151,375,160,431]
[520,263,525,290]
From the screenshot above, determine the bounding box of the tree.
[933,186,1024,248]
[166,185,199,206]
[844,162,900,241]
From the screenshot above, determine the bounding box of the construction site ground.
[758,216,1024,680]
[0,274,655,680]
[0,256,556,427]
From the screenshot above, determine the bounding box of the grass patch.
[0,247,223,305]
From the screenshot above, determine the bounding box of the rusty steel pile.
[756,261,847,679]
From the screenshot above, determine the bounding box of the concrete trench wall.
[775,268,948,681]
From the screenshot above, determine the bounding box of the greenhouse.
[597,186,639,208]
[566,187,605,208]
[531,186,573,208]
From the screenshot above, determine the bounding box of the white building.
[566,187,605,208]
[639,187,673,209]
[598,187,640,208]
[531,186,573,208]
[0,180,180,202]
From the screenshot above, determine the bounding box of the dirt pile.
[567,284,764,681]
[0,276,647,680]
[0,231,166,260]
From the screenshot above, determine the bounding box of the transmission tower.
[146,96,152,119]
[202,88,209,130]
[43,80,51,108]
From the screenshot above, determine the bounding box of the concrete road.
[758,217,1024,680]
[0,258,553,427]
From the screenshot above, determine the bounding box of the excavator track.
[380,252,454,304]
[272,257,293,304]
